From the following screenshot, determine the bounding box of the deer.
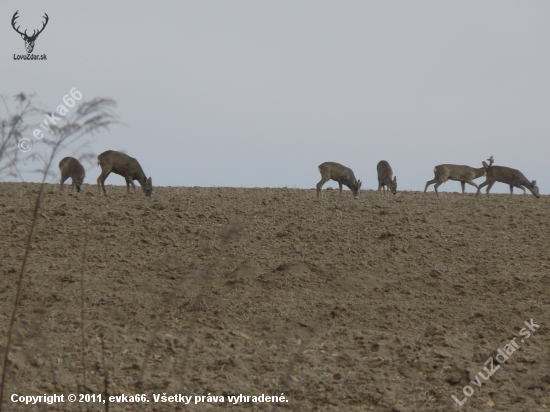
[11,11,49,54]
[316,162,362,199]
[377,160,397,195]
[59,157,85,193]
[476,156,540,198]
[424,158,491,196]
[97,150,152,197]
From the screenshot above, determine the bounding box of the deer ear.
[393,176,397,182]
[532,180,536,185]
[147,177,152,185]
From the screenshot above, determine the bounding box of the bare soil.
[1,183,549,411]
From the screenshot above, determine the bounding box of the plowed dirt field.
[1,183,549,411]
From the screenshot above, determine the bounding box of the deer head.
[351,179,362,199]
[12,11,49,54]
[482,155,495,170]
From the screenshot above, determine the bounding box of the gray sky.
[2,1,549,193]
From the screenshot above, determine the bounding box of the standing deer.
[59,157,85,193]
[316,162,362,199]
[377,160,397,195]
[97,150,152,197]
[424,158,490,196]
[476,157,539,198]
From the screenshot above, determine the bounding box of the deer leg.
[316,178,328,198]
[338,182,343,197]
[464,180,479,196]
[485,181,495,197]
[71,179,76,193]
[97,171,110,196]
[476,180,489,197]
[511,184,525,196]
[424,179,437,193]
[461,181,465,196]
[60,175,68,191]
[434,182,443,197]
[125,176,137,194]
[125,176,132,193]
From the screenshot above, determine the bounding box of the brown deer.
[316,162,362,199]
[476,157,539,198]
[59,157,85,193]
[424,158,490,196]
[377,160,397,195]
[97,150,152,197]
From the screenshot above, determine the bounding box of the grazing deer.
[97,150,152,197]
[476,157,539,198]
[59,157,85,193]
[377,160,397,195]
[316,162,362,199]
[424,158,490,196]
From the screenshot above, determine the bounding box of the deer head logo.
[11,11,49,54]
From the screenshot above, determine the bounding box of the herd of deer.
[316,155,540,199]
[58,151,540,199]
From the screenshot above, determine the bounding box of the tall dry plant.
[0,93,41,180]
[78,228,90,412]
[0,92,119,410]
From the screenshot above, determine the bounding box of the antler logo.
[11,11,49,54]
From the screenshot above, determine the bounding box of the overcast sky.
[1,1,549,194]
